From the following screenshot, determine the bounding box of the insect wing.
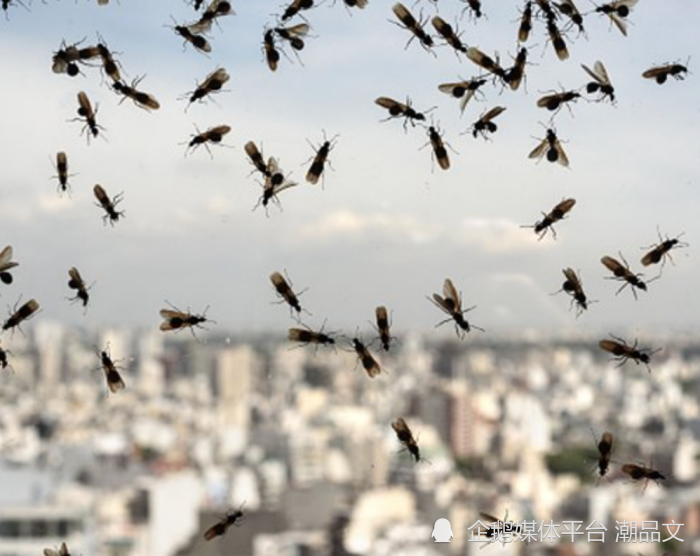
[642,66,669,80]
[554,198,576,215]
[375,96,407,114]
[283,23,311,38]
[442,278,462,313]
[562,268,581,290]
[482,106,506,122]
[0,246,17,272]
[68,266,84,286]
[640,248,659,267]
[599,338,622,354]
[529,137,549,160]
[392,3,416,26]
[106,368,126,393]
[601,256,623,273]
[94,184,109,206]
[551,137,569,167]
[392,417,410,436]
[77,91,93,116]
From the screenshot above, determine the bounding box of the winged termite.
[159,304,212,333]
[466,47,507,80]
[96,36,122,83]
[2,298,39,334]
[431,16,467,55]
[52,40,83,76]
[518,1,533,43]
[341,0,368,8]
[270,271,306,316]
[391,3,435,53]
[640,229,688,271]
[281,0,314,21]
[582,61,615,102]
[244,141,270,177]
[203,505,245,541]
[187,0,234,34]
[185,125,232,157]
[255,158,298,213]
[478,511,522,540]
[599,335,661,373]
[185,68,229,109]
[594,0,638,36]
[536,89,580,114]
[52,151,75,195]
[522,198,575,240]
[93,185,125,226]
[274,23,311,55]
[306,133,338,185]
[392,418,421,462]
[0,340,11,372]
[288,325,335,348]
[44,542,71,556]
[375,96,432,129]
[621,463,666,490]
[534,0,556,20]
[0,246,19,285]
[424,125,451,171]
[171,20,212,53]
[98,346,126,394]
[438,77,487,114]
[545,17,569,61]
[503,47,528,90]
[594,431,614,478]
[553,268,591,316]
[461,0,483,19]
[352,337,382,378]
[67,267,91,309]
[374,306,395,351]
[429,278,483,338]
[643,61,690,85]
[601,254,651,299]
[113,76,160,111]
[469,106,506,139]
[528,127,569,167]
[263,28,281,71]
[73,91,105,142]
[554,0,584,33]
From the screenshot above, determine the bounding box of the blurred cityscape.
[1,322,700,556]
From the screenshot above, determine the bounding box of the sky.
[0,0,699,337]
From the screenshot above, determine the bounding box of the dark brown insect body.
[504,47,528,91]
[426,126,450,170]
[0,246,19,285]
[306,134,337,185]
[621,463,665,489]
[518,1,533,42]
[375,96,430,129]
[546,17,569,60]
[281,0,314,21]
[274,24,310,53]
[523,198,575,240]
[392,418,420,462]
[353,338,382,378]
[582,61,615,103]
[529,128,569,167]
[438,78,487,114]
[0,341,10,371]
[375,306,394,351]
[595,0,637,36]
[640,231,688,271]
[113,77,160,110]
[93,185,125,225]
[52,40,82,76]
[263,29,281,72]
[555,268,590,316]
[270,271,304,314]
[159,305,211,334]
[479,512,522,539]
[392,3,434,52]
[430,278,483,338]
[599,336,660,373]
[601,254,649,299]
[97,39,122,83]
[256,158,298,212]
[431,16,467,54]
[67,267,91,308]
[74,91,104,141]
[187,0,233,34]
[2,299,40,333]
[186,68,230,107]
[53,152,73,194]
[554,0,584,33]
[595,431,614,477]
[288,326,335,347]
[186,125,232,157]
[99,348,126,393]
[203,507,244,541]
[173,23,212,53]
[470,106,506,139]
[537,89,580,113]
[643,63,689,85]
[466,47,507,80]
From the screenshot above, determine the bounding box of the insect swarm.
[203,505,245,541]
[438,77,487,114]
[599,335,661,373]
[391,3,435,53]
[582,61,615,103]
[67,267,92,310]
[392,418,421,462]
[2,298,40,335]
[270,271,306,316]
[640,229,688,272]
[98,346,126,394]
[305,133,338,185]
[600,253,651,299]
[159,304,212,334]
[429,278,484,338]
[185,125,232,157]
[522,198,576,240]
[93,184,125,226]
[642,61,690,85]
[529,127,569,167]
[0,246,19,285]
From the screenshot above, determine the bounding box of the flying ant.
[52,152,75,195]
[536,88,580,115]
[96,36,122,83]
[184,68,229,109]
[0,246,18,285]
[460,0,483,19]
[0,341,11,372]
[97,346,126,394]
[270,271,306,316]
[76,45,102,63]
[503,47,528,91]
[643,61,690,85]
[529,127,569,167]
[466,47,507,81]
[187,0,234,34]
[423,125,452,171]
[73,92,105,142]
[545,17,569,61]
[351,336,382,378]
[534,0,556,20]
[601,253,651,299]
[599,335,661,373]
[554,0,584,34]
[438,77,487,114]
[171,20,212,54]
[593,431,614,478]
[429,278,484,339]
[244,141,270,177]
[159,304,212,334]
[43,542,71,556]
[392,418,421,462]
[478,512,522,541]
[288,323,336,349]
[262,28,281,72]
[93,185,125,226]
[374,306,395,351]
[203,505,245,541]
[67,267,92,309]
[431,16,467,55]
[640,229,688,272]
[518,1,533,43]
[185,125,232,157]
[254,158,298,213]
[274,23,311,56]
[113,77,160,111]
[594,0,637,36]
[52,40,83,77]
[522,197,576,240]
[391,3,435,53]
[305,133,338,185]
[468,106,506,140]
[281,0,314,21]
[2,298,40,334]
[582,61,615,103]
[621,463,666,490]
[553,268,591,316]
[375,96,431,130]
